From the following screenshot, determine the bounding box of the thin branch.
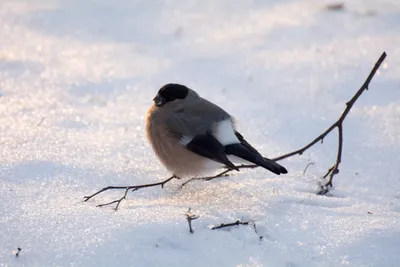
[181,52,387,194]
[211,220,263,240]
[96,188,134,210]
[83,175,176,209]
[303,162,315,175]
[252,222,263,241]
[275,52,385,163]
[184,208,199,234]
[181,162,260,186]
[36,117,45,127]
[329,124,344,187]
[84,52,386,208]
[181,169,232,187]
[15,247,21,257]
[322,166,336,179]
[211,220,249,230]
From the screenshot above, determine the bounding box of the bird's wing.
[234,131,263,156]
[186,133,238,171]
[166,112,209,137]
[166,97,231,137]
[166,113,238,170]
[232,131,288,174]
[165,101,238,170]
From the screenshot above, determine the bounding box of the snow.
[1,0,400,266]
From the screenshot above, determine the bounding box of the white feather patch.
[179,135,194,145]
[213,119,240,146]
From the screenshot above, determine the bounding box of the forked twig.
[181,169,232,187]
[183,52,387,195]
[184,208,199,234]
[83,175,176,209]
[84,52,386,208]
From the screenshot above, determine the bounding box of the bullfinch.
[146,83,287,178]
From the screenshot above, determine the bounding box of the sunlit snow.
[1,0,400,266]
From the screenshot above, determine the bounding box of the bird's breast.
[146,106,209,178]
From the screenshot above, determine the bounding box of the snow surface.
[1,0,400,266]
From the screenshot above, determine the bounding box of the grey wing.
[166,112,209,138]
[166,97,232,138]
[193,97,232,122]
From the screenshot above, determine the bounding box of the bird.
[145,83,287,178]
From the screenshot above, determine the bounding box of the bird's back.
[166,96,233,138]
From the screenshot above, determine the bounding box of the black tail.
[225,144,287,175]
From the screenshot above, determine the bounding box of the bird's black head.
[153,83,189,107]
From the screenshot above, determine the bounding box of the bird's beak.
[153,94,165,106]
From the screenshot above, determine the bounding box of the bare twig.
[37,117,45,127]
[83,175,176,210]
[184,208,199,234]
[211,220,249,230]
[181,162,260,186]
[277,52,386,194]
[96,187,133,210]
[251,222,263,241]
[212,220,263,240]
[303,162,315,175]
[84,52,386,208]
[182,52,387,195]
[15,247,21,257]
[181,169,232,187]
